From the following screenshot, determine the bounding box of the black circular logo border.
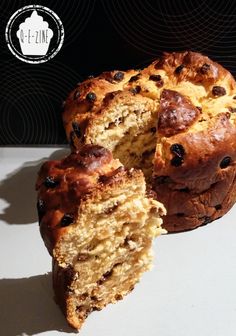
[5,5,64,64]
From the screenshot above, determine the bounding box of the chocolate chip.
[44,176,59,188]
[215,204,222,210]
[129,285,135,292]
[108,116,124,128]
[149,74,162,82]
[104,202,120,214]
[130,85,141,94]
[73,90,80,100]
[171,156,184,167]
[175,64,184,74]
[72,121,81,138]
[97,269,113,285]
[220,156,231,169]
[225,112,231,119]
[92,306,102,311]
[77,253,89,261]
[91,296,98,301]
[115,294,123,301]
[86,92,96,102]
[103,269,113,279]
[80,293,89,300]
[150,127,156,133]
[61,214,74,227]
[202,216,212,225]
[113,71,124,81]
[63,265,76,291]
[170,144,185,157]
[228,107,236,113]
[76,305,87,313]
[129,74,140,82]
[196,106,202,112]
[212,86,226,97]
[198,117,206,122]
[76,305,89,319]
[179,187,190,192]
[233,96,236,99]
[200,63,210,74]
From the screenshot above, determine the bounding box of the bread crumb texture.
[36,144,165,329]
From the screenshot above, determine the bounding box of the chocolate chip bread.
[36,145,165,330]
[63,51,236,232]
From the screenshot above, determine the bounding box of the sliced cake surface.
[36,144,165,330]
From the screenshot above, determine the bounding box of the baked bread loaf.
[36,144,165,330]
[63,51,236,232]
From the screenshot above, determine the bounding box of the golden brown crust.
[154,113,236,184]
[158,89,200,136]
[36,145,126,254]
[153,165,236,231]
[152,51,235,85]
[63,51,236,232]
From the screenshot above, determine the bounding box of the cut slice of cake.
[36,145,166,330]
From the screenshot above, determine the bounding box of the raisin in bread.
[63,51,236,232]
[36,145,165,330]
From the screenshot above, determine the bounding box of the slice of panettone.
[36,145,166,330]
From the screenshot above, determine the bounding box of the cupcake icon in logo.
[5,5,64,64]
[16,10,54,56]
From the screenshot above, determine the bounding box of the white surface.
[1,147,236,336]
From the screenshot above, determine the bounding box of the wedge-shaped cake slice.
[36,145,165,330]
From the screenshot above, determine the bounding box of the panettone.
[36,144,165,330]
[63,51,236,232]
